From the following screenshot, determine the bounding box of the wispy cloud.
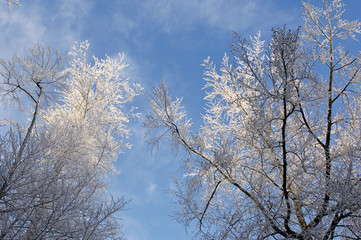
[146,182,158,198]
[0,0,92,58]
[120,215,150,240]
[0,4,45,57]
[0,0,93,122]
[141,0,259,32]
[112,0,300,36]
[50,0,93,47]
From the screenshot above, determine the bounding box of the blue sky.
[1,1,360,239]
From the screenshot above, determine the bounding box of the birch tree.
[0,42,140,239]
[145,0,361,239]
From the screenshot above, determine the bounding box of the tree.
[4,0,20,11]
[145,0,361,239]
[0,42,141,239]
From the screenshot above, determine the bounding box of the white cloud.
[112,13,137,37]
[0,4,45,57]
[51,0,93,47]
[120,215,150,240]
[0,0,93,127]
[141,0,257,32]
[112,0,300,35]
[146,182,157,197]
[0,0,93,59]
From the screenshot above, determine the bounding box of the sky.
[1,0,361,239]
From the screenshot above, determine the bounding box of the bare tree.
[145,0,361,239]
[0,42,140,239]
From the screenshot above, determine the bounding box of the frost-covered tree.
[145,0,361,239]
[4,0,20,11]
[0,42,141,239]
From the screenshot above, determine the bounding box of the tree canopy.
[0,42,141,239]
[146,0,361,239]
